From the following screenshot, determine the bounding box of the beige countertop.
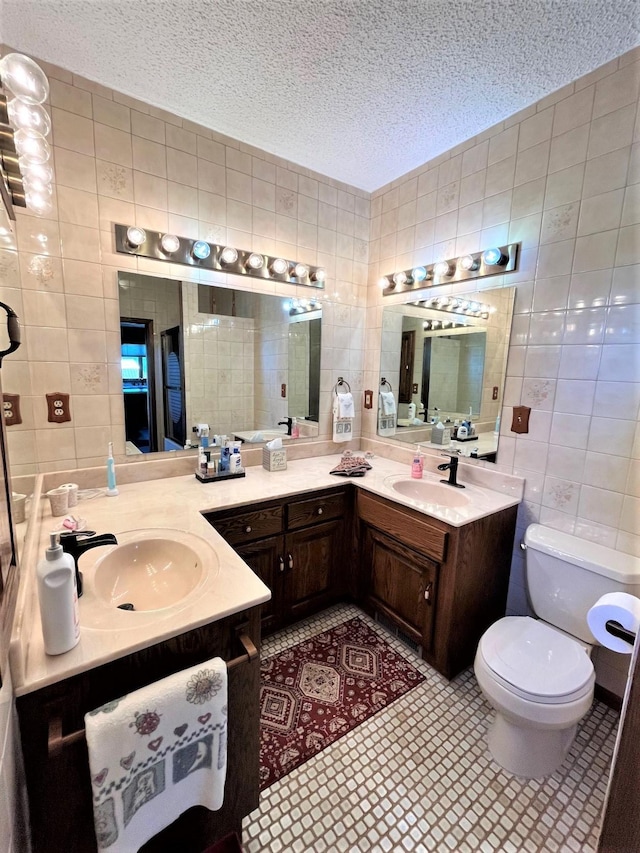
[10,452,523,696]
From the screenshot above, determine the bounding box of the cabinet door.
[364,526,438,651]
[285,518,343,623]
[235,535,283,634]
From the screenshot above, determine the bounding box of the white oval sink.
[93,529,209,612]
[388,478,471,508]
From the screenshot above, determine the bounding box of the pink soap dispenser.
[411,446,424,479]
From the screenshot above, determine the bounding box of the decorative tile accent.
[243,603,618,852]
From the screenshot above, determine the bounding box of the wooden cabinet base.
[17,608,262,853]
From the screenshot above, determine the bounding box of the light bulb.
[433,260,453,277]
[311,268,326,282]
[482,247,506,266]
[0,53,50,105]
[7,99,51,137]
[220,246,238,264]
[378,276,391,289]
[21,161,53,184]
[160,233,180,254]
[270,257,289,275]
[25,190,53,215]
[192,240,211,260]
[393,271,407,287]
[460,254,479,271]
[22,174,52,196]
[126,226,146,247]
[412,266,428,282]
[14,128,50,165]
[246,252,264,269]
[294,263,309,279]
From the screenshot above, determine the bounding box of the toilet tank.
[524,524,640,644]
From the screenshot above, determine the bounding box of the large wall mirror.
[379,285,515,462]
[118,272,321,454]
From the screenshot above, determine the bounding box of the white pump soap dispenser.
[37,532,80,655]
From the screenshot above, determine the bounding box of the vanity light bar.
[114,224,326,289]
[380,243,519,297]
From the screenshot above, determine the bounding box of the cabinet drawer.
[357,491,447,563]
[209,505,283,545]
[287,490,346,530]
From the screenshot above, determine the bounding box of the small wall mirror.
[118,272,321,454]
[378,285,515,462]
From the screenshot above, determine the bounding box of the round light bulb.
[14,128,50,165]
[460,254,479,271]
[482,247,506,266]
[412,266,427,282]
[25,190,53,215]
[22,174,52,196]
[220,246,238,264]
[433,260,453,277]
[0,53,50,105]
[312,268,326,282]
[270,257,289,275]
[7,99,51,137]
[247,252,264,269]
[126,226,146,247]
[294,263,309,279]
[21,161,53,184]
[378,276,391,289]
[192,240,211,260]
[393,271,407,287]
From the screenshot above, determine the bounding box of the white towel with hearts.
[332,394,353,442]
[85,657,227,852]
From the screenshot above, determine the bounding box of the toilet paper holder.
[606,620,636,646]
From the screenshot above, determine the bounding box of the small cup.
[58,482,79,507]
[12,492,27,524]
[47,487,69,517]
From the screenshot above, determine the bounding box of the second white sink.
[387,478,471,508]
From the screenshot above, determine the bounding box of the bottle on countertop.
[407,402,416,421]
[291,417,300,439]
[411,445,424,479]
[37,533,80,655]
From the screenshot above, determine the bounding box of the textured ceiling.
[1,0,639,191]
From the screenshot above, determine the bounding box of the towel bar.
[47,632,258,758]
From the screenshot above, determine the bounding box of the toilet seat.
[479,617,594,705]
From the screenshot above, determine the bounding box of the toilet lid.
[480,617,594,704]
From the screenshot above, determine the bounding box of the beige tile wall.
[364,49,640,622]
[0,46,370,475]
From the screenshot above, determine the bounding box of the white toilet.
[474,523,640,778]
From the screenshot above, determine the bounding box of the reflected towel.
[379,391,396,415]
[336,392,354,418]
[85,658,227,852]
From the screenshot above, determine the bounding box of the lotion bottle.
[411,445,424,479]
[37,533,80,655]
[291,417,300,439]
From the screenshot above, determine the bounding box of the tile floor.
[243,603,619,852]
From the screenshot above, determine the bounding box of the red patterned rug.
[259,616,426,790]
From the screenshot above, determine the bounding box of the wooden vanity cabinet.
[16,607,262,853]
[357,490,517,679]
[205,487,352,634]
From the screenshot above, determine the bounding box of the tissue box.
[262,447,287,471]
[431,426,451,445]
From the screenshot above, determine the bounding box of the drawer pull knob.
[424,582,433,602]
[279,556,285,573]
[317,507,323,515]
[288,553,294,570]
[245,525,252,533]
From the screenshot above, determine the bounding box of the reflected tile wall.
[364,47,640,635]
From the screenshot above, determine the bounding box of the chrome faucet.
[59,530,118,597]
[437,454,465,489]
[278,417,293,436]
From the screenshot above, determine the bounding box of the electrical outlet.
[492,386,499,400]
